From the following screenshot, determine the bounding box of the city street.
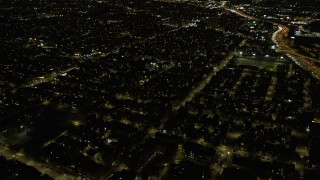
[0,143,75,180]
[173,39,247,112]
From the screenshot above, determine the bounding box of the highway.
[272,26,282,46]
[273,25,320,79]
[228,8,320,80]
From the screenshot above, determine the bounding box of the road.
[228,8,320,80]
[273,25,320,79]
[172,51,235,111]
[157,39,247,126]
[16,24,185,91]
[0,144,75,180]
[0,128,75,179]
[3,23,199,180]
[172,39,247,112]
[23,67,76,88]
[19,46,122,90]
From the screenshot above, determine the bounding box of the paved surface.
[172,39,247,112]
[229,8,320,80]
[0,144,76,180]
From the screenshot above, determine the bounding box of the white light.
[306,127,310,133]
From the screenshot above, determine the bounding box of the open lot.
[232,56,287,72]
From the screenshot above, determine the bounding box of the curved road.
[229,8,320,80]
